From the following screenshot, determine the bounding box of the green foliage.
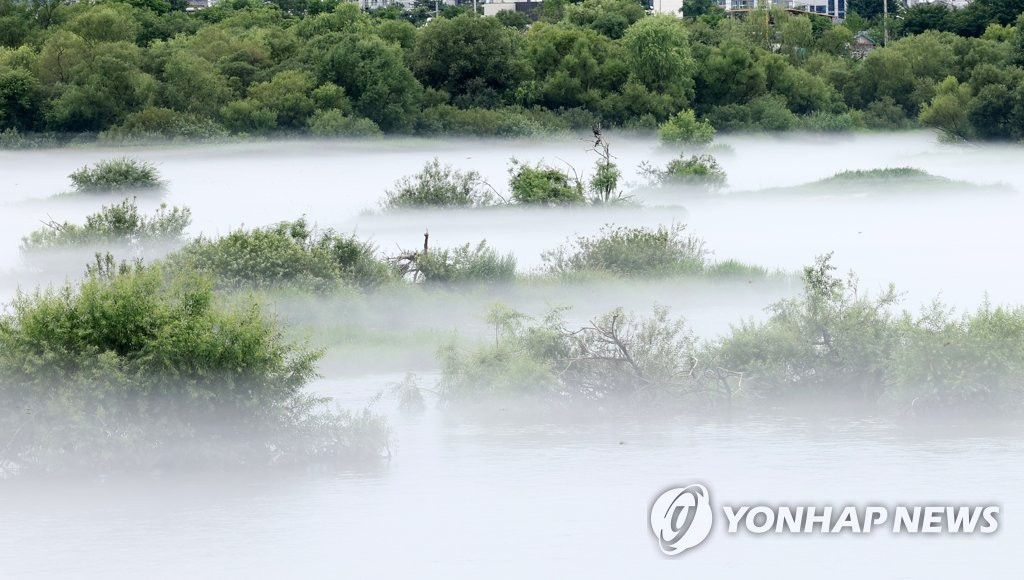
[640,154,727,191]
[542,224,709,277]
[437,304,706,405]
[308,109,381,137]
[21,198,191,251]
[716,253,900,401]
[382,158,494,209]
[69,158,166,192]
[172,218,395,291]
[0,258,389,474]
[919,76,975,141]
[2,2,1024,143]
[887,301,1024,411]
[415,241,517,285]
[658,109,716,144]
[100,107,229,142]
[508,159,586,205]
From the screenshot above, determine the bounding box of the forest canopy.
[1,0,1024,143]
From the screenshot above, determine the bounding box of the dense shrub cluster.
[415,241,517,285]
[2,1,1023,142]
[435,254,1024,414]
[542,224,709,277]
[508,159,585,205]
[171,218,395,291]
[640,154,728,191]
[68,158,165,192]
[21,197,190,251]
[0,257,389,475]
[381,159,494,209]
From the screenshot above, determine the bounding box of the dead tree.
[389,229,429,282]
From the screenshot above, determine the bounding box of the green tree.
[919,76,974,141]
[313,32,422,132]
[620,15,695,113]
[411,14,526,107]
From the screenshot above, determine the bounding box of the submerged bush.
[69,158,166,193]
[171,218,394,291]
[415,241,517,285]
[717,253,900,401]
[658,109,716,144]
[508,159,585,205]
[0,257,389,475]
[382,159,494,209]
[437,304,709,406]
[542,224,708,277]
[640,154,728,191]
[21,198,191,251]
[886,301,1024,412]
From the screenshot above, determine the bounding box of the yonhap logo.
[649,484,714,556]
[649,483,1001,557]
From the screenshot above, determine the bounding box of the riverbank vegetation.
[0,255,390,477]
[434,254,1024,415]
[2,1,1024,145]
[20,197,190,251]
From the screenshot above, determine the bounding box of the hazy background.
[1,132,1020,578]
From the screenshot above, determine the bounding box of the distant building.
[481,0,542,19]
[906,0,970,8]
[651,0,684,16]
[851,31,877,58]
[718,0,846,21]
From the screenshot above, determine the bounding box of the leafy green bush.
[308,109,382,137]
[884,301,1024,412]
[640,154,728,191]
[415,241,517,285]
[542,224,708,277]
[0,257,389,475]
[381,158,494,209]
[508,159,585,205]
[658,109,716,144]
[799,111,861,132]
[21,198,191,251]
[69,158,166,193]
[171,219,394,291]
[716,254,899,401]
[99,107,229,142]
[437,304,706,406]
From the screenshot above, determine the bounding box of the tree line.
[2,0,1024,143]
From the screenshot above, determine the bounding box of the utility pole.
[883,0,889,46]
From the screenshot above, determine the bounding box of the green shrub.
[415,105,564,137]
[715,253,900,401]
[658,109,716,144]
[171,218,394,291]
[308,109,383,137]
[100,107,229,142]
[381,158,494,209]
[437,304,706,405]
[885,301,1024,412]
[640,154,727,191]
[415,241,517,285]
[542,224,708,277]
[0,257,389,475]
[69,158,166,193]
[508,159,585,205]
[21,198,191,251]
[799,111,861,132]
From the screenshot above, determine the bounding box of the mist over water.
[2,132,1022,578]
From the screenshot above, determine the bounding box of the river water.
[1,133,1022,578]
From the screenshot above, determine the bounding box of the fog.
[1,132,1022,578]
